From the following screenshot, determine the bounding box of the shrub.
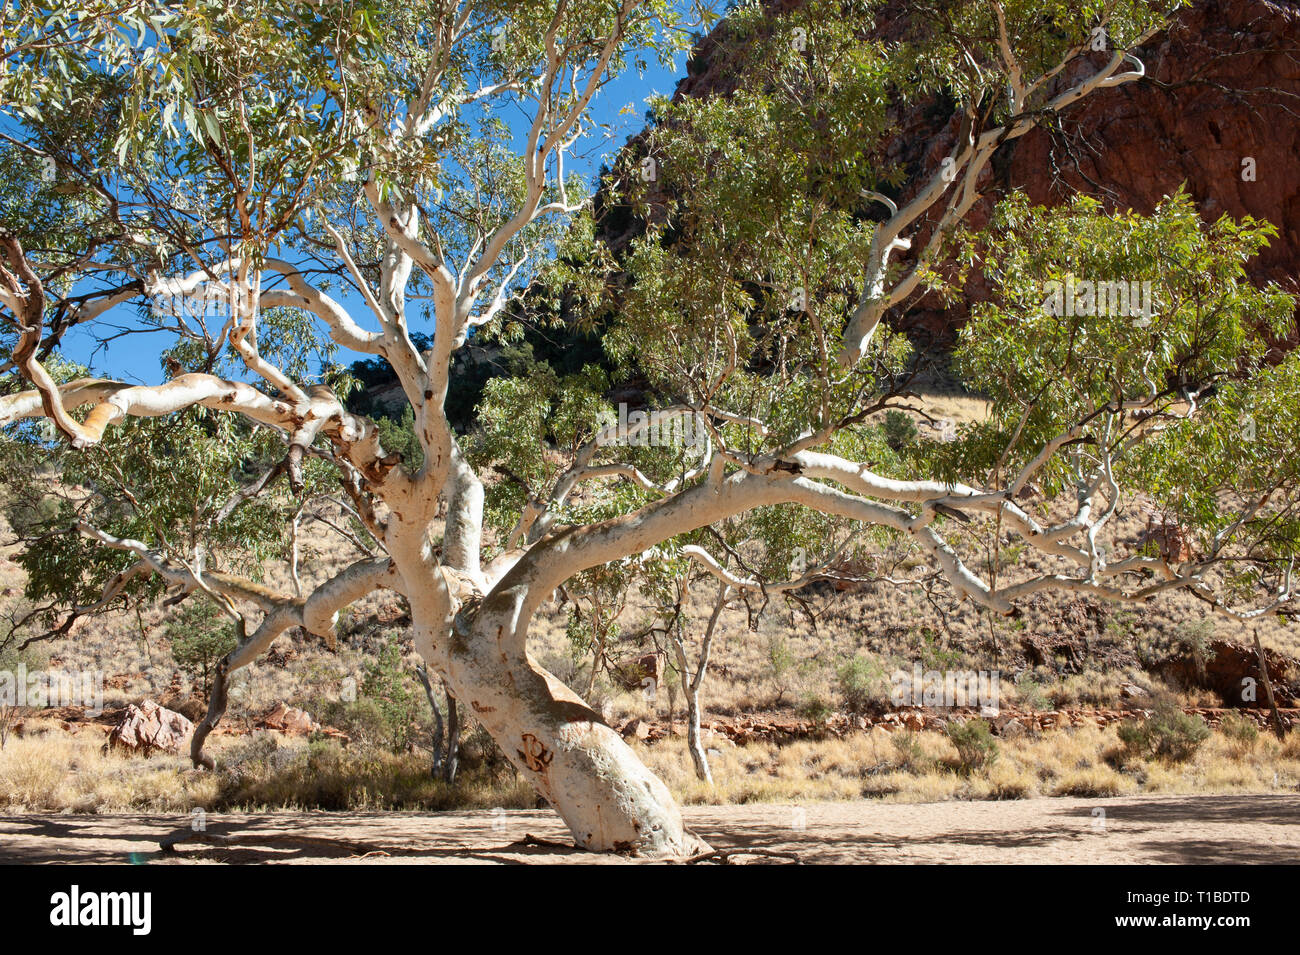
[316,696,392,751]
[1054,769,1122,797]
[765,634,798,703]
[835,654,887,714]
[946,718,998,773]
[1015,675,1050,712]
[796,693,833,722]
[1117,703,1210,762]
[882,410,918,452]
[1282,730,1300,761]
[360,642,421,752]
[166,601,238,693]
[890,730,927,770]
[1174,618,1217,679]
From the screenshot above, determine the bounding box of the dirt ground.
[1,793,1295,864]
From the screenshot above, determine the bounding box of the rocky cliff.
[603,0,1300,347]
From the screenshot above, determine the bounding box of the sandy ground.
[0,793,1296,864]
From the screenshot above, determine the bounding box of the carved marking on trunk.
[470,700,495,714]
[518,733,553,773]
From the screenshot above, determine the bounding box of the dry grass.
[0,724,218,813]
[4,392,1300,818]
[636,723,1300,806]
[0,722,535,813]
[1,712,1297,816]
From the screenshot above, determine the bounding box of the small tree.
[167,601,238,695]
[662,578,731,785]
[360,642,420,753]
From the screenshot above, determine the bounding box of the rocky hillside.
[598,0,1300,347]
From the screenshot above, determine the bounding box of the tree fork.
[410,580,708,857]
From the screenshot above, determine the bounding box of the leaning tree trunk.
[410,578,706,857]
[669,622,712,785]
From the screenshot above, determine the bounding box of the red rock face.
[637,0,1300,345]
[1014,0,1299,290]
[871,0,1300,343]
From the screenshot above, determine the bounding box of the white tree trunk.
[669,583,728,785]
[406,566,706,857]
[683,681,712,786]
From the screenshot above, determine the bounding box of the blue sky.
[56,9,706,385]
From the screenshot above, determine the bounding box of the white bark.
[407,574,706,855]
[668,583,729,785]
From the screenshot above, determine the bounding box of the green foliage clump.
[1014,675,1050,712]
[882,410,918,453]
[360,642,420,753]
[9,407,310,613]
[945,718,998,773]
[796,693,834,722]
[316,695,392,751]
[1173,618,1217,677]
[4,494,60,540]
[835,654,887,714]
[765,634,798,702]
[374,405,424,471]
[166,601,237,693]
[1118,704,1210,762]
[890,730,928,771]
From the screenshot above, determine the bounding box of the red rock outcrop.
[905,0,1300,344]
[606,0,1300,344]
[256,701,320,736]
[105,700,193,756]
[1156,637,1297,704]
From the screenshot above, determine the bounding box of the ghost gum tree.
[2,0,1299,856]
